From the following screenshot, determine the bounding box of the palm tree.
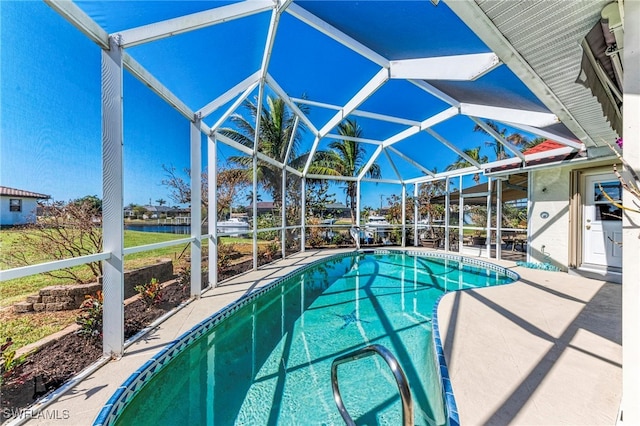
[155,198,166,207]
[245,190,262,205]
[219,95,308,206]
[315,119,381,223]
[522,136,547,150]
[446,146,488,183]
[473,120,530,160]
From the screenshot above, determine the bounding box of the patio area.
[1,0,637,423]
[19,249,621,425]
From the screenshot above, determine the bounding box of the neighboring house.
[124,205,189,219]
[0,186,50,226]
[247,202,276,215]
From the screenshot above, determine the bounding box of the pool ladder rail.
[330,344,414,426]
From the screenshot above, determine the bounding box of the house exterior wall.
[0,196,39,226]
[529,159,618,271]
[529,167,572,270]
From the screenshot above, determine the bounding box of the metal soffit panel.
[474,0,619,146]
[59,0,621,185]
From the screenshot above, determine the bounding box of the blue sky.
[1,1,540,211]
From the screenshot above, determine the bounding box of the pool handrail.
[331,344,414,426]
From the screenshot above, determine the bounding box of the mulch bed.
[1,280,189,419]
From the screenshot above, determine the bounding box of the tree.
[305,180,336,218]
[73,195,102,212]
[161,164,208,210]
[155,198,166,207]
[245,190,262,205]
[3,198,103,282]
[522,136,547,151]
[445,146,488,183]
[162,164,253,220]
[315,119,381,224]
[217,167,251,219]
[414,175,448,238]
[132,204,148,219]
[219,95,309,207]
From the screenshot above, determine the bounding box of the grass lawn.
[0,228,266,350]
[0,309,79,352]
[0,229,262,308]
[1,230,191,307]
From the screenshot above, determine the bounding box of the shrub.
[305,217,325,248]
[259,241,280,263]
[76,291,103,338]
[256,213,278,241]
[217,242,236,274]
[177,266,190,295]
[134,278,163,309]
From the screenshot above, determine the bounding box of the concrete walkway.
[438,262,622,425]
[15,249,621,425]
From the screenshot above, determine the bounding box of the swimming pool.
[95,251,518,426]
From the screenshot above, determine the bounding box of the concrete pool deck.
[17,248,621,425]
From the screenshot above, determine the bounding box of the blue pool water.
[99,252,517,426]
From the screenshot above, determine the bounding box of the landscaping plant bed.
[1,253,293,420]
[1,280,189,420]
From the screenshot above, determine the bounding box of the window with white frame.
[9,199,22,212]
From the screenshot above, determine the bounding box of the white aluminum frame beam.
[214,132,254,156]
[283,116,299,164]
[381,107,459,148]
[318,68,389,138]
[325,134,383,146]
[357,145,384,180]
[361,177,402,184]
[444,0,594,146]
[291,97,421,127]
[470,116,526,161]
[124,53,194,121]
[306,174,357,182]
[286,3,389,68]
[622,2,640,422]
[503,122,584,150]
[117,1,274,48]
[266,74,318,134]
[384,149,403,182]
[390,53,500,81]
[401,184,407,247]
[210,81,259,132]
[198,71,260,118]
[409,79,460,107]
[404,166,478,184]
[45,0,109,49]
[0,253,110,282]
[387,146,435,177]
[261,9,281,76]
[190,117,202,297]
[425,129,482,168]
[459,103,558,128]
[101,36,125,358]
[208,134,217,288]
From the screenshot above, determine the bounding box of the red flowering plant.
[134,278,163,309]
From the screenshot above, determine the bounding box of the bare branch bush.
[3,200,103,282]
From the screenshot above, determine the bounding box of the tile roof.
[0,186,50,199]
[523,140,567,155]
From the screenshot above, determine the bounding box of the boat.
[364,215,391,243]
[216,217,250,236]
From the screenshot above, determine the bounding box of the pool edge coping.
[93,249,519,426]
